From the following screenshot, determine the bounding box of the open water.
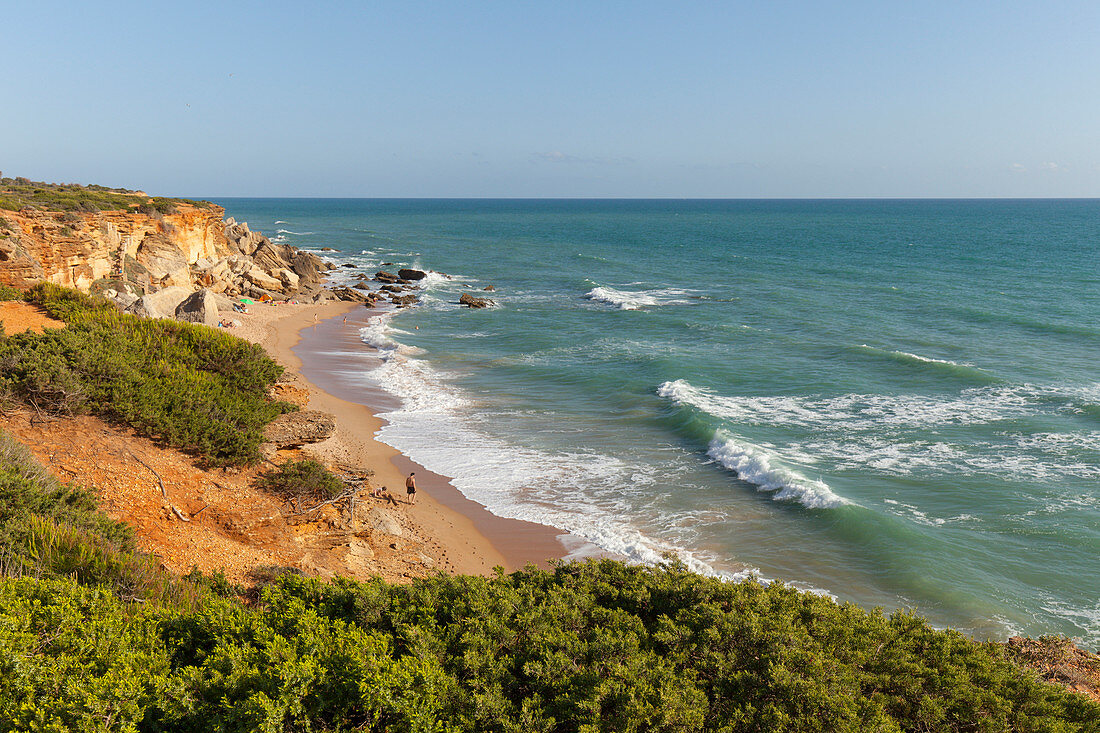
[215,198,1100,645]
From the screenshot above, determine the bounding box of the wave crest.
[585,285,694,310]
[707,433,849,509]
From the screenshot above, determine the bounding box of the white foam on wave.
[358,313,422,358]
[883,499,977,527]
[859,345,970,367]
[276,228,312,235]
[658,378,1100,481]
[353,326,759,577]
[274,220,288,224]
[706,433,850,509]
[585,285,694,310]
[657,379,1079,432]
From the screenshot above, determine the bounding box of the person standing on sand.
[405,472,417,505]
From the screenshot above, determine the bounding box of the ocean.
[214,198,1100,645]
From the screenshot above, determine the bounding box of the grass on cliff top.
[0,284,293,466]
[0,175,213,214]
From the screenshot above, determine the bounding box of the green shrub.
[256,459,344,501]
[0,284,23,301]
[0,284,292,465]
[0,177,213,213]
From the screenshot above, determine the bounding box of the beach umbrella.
[239,298,254,305]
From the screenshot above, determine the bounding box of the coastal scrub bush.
[0,177,214,213]
[256,459,344,501]
[264,561,1100,732]
[0,283,23,301]
[0,284,292,465]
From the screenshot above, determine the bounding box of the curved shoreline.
[258,301,569,573]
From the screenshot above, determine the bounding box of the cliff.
[0,177,343,308]
[0,203,228,291]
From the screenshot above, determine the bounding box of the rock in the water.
[174,288,220,326]
[390,294,418,307]
[374,270,399,284]
[380,285,402,293]
[398,268,427,281]
[263,410,337,447]
[459,292,495,308]
[483,285,495,291]
[330,286,368,302]
[321,247,337,252]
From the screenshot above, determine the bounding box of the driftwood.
[286,488,358,517]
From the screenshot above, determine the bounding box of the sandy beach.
[236,299,568,574]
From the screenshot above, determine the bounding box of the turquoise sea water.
[216,198,1100,645]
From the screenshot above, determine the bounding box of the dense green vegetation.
[0,421,1096,730]
[1,561,1097,731]
[0,284,292,465]
[0,176,212,213]
[257,458,346,500]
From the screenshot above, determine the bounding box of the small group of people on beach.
[370,472,418,506]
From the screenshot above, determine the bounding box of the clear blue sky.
[4,1,1099,197]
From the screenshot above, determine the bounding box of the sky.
[3,1,1099,198]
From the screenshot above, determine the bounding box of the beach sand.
[234,300,568,574]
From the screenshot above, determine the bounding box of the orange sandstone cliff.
[0,203,228,291]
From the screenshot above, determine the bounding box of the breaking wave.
[707,433,850,509]
[585,285,694,310]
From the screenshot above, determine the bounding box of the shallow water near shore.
[216,198,1100,645]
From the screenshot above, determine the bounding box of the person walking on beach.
[405,472,417,505]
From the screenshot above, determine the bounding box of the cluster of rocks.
[188,218,335,301]
[97,214,501,325]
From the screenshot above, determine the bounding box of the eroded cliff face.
[0,204,228,291]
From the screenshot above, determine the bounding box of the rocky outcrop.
[263,410,337,448]
[398,268,426,281]
[0,203,226,291]
[374,270,399,284]
[0,203,335,306]
[459,292,495,308]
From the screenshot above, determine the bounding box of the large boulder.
[252,242,294,274]
[245,267,283,292]
[374,270,399,284]
[290,251,326,288]
[263,410,337,448]
[398,268,427,281]
[174,288,219,326]
[274,268,300,289]
[124,285,194,319]
[367,507,403,537]
[391,294,418,307]
[459,292,495,308]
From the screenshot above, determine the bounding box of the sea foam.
[355,318,742,577]
[585,285,693,310]
[706,433,849,509]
